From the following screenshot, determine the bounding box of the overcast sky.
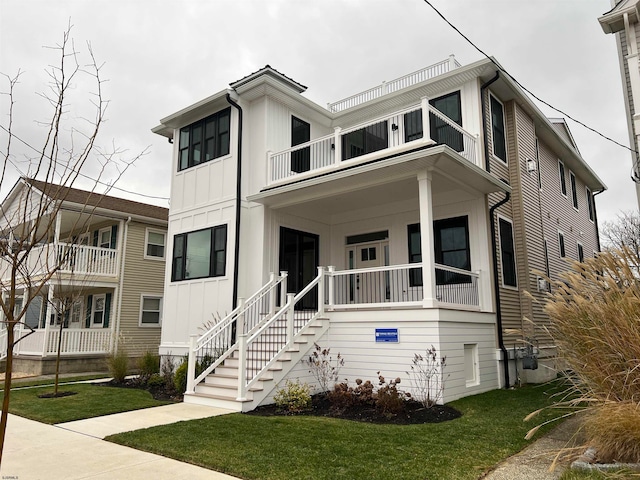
[1,0,638,225]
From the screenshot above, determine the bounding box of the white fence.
[13,327,112,356]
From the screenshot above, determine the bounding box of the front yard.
[108,383,564,480]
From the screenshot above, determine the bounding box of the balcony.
[268,102,479,187]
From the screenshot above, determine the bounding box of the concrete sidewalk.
[0,404,239,480]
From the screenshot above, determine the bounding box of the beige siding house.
[154,56,605,411]
[0,178,168,374]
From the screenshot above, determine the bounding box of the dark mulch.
[38,391,77,399]
[95,378,182,402]
[245,393,461,425]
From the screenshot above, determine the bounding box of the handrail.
[434,263,479,278]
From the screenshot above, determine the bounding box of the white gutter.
[113,216,131,352]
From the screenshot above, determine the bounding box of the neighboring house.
[0,178,168,374]
[153,55,605,411]
[599,0,640,208]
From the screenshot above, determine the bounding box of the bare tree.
[601,210,640,259]
[0,25,144,463]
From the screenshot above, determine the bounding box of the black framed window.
[407,223,422,286]
[430,91,463,152]
[291,116,311,173]
[558,160,567,196]
[570,171,578,209]
[558,231,566,258]
[577,242,584,263]
[586,187,594,222]
[178,108,231,171]
[171,225,227,281]
[490,95,507,162]
[404,110,423,143]
[342,120,388,160]
[498,218,517,287]
[543,239,550,277]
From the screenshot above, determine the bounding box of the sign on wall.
[375,328,399,343]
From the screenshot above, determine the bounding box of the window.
[490,95,507,162]
[408,216,471,287]
[403,109,423,143]
[570,171,578,210]
[558,160,567,196]
[178,108,231,171]
[342,120,388,160]
[577,242,584,263]
[172,225,227,281]
[91,294,106,328]
[464,344,479,386]
[586,187,594,222]
[429,91,463,152]
[558,231,566,258]
[98,228,111,249]
[291,116,311,173]
[145,229,166,259]
[140,295,162,326]
[543,239,550,277]
[498,217,517,287]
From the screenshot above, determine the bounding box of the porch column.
[53,211,62,271]
[417,170,437,308]
[42,283,54,357]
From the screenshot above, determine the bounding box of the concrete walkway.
[0,404,240,480]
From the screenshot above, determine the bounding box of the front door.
[346,241,389,303]
[279,227,319,310]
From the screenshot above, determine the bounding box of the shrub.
[147,373,165,389]
[274,380,312,413]
[161,355,177,391]
[376,373,407,416]
[406,346,448,408]
[107,348,129,383]
[529,247,640,463]
[174,360,188,394]
[305,344,344,393]
[137,351,160,383]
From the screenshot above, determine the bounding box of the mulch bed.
[245,393,461,425]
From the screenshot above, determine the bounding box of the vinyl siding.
[118,221,166,356]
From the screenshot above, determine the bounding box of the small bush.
[376,374,407,416]
[137,351,160,383]
[107,349,129,383]
[327,378,376,412]
[174,361,188,394]
[147,373,165,389]
[161,355,177,391]
[585,401,640,463]
[274,380,312,413]
[406,346,448,408]
[305,344,344,393]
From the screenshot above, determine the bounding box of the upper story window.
[291,116,311,173]
[490,95,507,162]
[498,217,517,287]
[145,229,166,260]
[569,171,578,210]
[342,120,388,161]
[558,231,566,258]
[178,108,231,171]
[586,187,594,222]
[558,160,567,196]
[430,91,463,152]
[171,225,227,281]
[577,242,584,263]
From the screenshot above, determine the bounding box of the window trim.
[178,107,231,172]
[558,160,567,197]
[497,215,517,289]
[91,293,106,329]
[569,170,578,211]
[586,187,595,222]
[98,227,112,249]
[558,230,566,258]
[139,294,163,327]
[144,228,166,261]
[171,224,228,282]
[489,93,507,163]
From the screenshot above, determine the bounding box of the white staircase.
[183,269,329,412]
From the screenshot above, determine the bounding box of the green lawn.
[4,383,171,424]
[2,374,111,389]
[108,384,565,480]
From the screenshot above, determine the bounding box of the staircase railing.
[237,267,325,400]
[186,272,288,394]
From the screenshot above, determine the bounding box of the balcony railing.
[13,327,112,356]
[0,243,119,281]
[268,103,478,185]
[326,263,481,309]
[327,56,461,112]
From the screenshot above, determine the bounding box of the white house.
[153,56,605,411]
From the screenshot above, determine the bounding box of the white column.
[333,127,342,165]
[417,170,437,308]
[42,284,54,356]
[53,211,62,271]
[421,97,430,144]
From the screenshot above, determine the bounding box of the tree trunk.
[0,324,16,466]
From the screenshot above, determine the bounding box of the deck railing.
[268,103,478,185]
[327,56,461,112]
[12,327,112,356]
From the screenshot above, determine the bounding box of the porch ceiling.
[249,145,510,218]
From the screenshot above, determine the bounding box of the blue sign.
[375,328,399,343]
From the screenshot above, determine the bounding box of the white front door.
[91,294,106,328]
[346,241,389,303]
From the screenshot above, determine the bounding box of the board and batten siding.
[118,221,166,356]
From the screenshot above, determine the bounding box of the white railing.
[268,103,478,185]
[327,56,461,112]
[186,273,288,394]
[0,243,118,281]
[12,327,112,356]
[326,263,480,309]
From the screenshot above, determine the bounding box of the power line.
[421,0,640,170]
[0,124,170,201]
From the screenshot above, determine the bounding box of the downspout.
[226,93,243,309]
[114,216,131,352]
[593,188,605,252]
[480,71,500,174]
[489,191,511,388]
